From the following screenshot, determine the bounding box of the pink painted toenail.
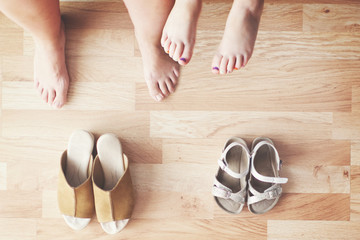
[212,67,219,71]
[180,58,187,62]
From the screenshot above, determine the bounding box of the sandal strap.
[250,140,288,184]
[218,142,250,179]
[247,182,283,205]
[212,178,246,204]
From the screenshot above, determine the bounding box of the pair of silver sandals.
[212,137,288,214]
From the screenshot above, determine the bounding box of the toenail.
[156,94,163,101]
[180,58,187,63]
[212,67,219,71]
[234,67,239,70]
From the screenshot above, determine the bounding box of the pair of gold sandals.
[212,137,288,214]
[58,130,134,234]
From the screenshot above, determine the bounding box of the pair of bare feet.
[33,0,263,107]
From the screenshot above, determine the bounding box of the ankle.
[33,22,65,50]
[233,0,264,15]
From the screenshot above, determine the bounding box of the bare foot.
[33,22,69,108]
[137,32,180,102]
[161,0,201,66]
[212,0,263,74]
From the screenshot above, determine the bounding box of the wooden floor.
[0,0,360,239]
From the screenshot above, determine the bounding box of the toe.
[173,67,180,78]
[159,81,169,97]
[163,39,171,54]
[48,89,56,106]
[235,55,243,70]
[161,33,168,47]
[41,90,49,103]
[179,44,193,66]
[166,78,175,93]
[212,54,222,74]
[53,84,68,108]
[34,80,39,88]
[242,53,251,67]
[169,42,176,59]
[227,57,236,73]
[219,57,228,75]
[146,79,164,102]
[170,71,178,86]
[173,43,184,62]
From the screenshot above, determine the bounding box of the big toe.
[146,79,164,102]
[179,44,193,66]
[212,54,222,74]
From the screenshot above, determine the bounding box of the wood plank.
[23,29,135,57]
[42,190,61,219]
[268,220,360,240]
[333,112,360,140]
[214,193,349,221]
[353,83,360,112]
[195,30,360,60]
[162,139,350,166]
[351,193,360,221]
[2,81,135,110]
[0,13,21,29]
[132,191,213,220]
[150,111,333,139]
[36,218,267,240]
[0,218,36,240]
[6,159,58,191]
[1,56,143,83]
[121,138,162,164]
[282,165,350,193]
[199,2,303,32]
[351,165,360,193]
[303,4,360,33]
[136,58,357,111]
[131,163,213,193]
[0,28,23,56]
[2,110,149,138]
[0,161,7,190]
[60,1,133,29]
[352,141,360,165]
[0,191,42,218]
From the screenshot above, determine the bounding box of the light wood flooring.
[0,0,360,239]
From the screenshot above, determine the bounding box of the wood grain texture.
[351,193,360,221]
[303,4,360,32]
[268,220,360,240]
[0,0,359,239]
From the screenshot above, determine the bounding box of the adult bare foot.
[137,32,180,102]
[33,22,69,108]
[161,0,201,66]
[212,0,263,74]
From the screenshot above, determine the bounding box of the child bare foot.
[137,32,179,102]
[34,22,69,108]
[161,0,201,66]
[212,0,263,74]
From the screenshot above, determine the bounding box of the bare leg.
[161,0,202,66]
[123,0,179,101]
[212,0,263,74]
[0,0,69,108]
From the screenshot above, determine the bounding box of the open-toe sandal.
[58,130,95,230]
[92,133,134,234]
[247,137,288,214]
[212,137,250,214]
